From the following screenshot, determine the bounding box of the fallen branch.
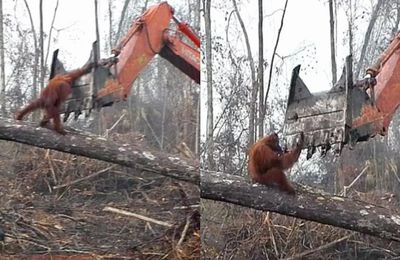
[341,163,369,196]
[103,112,126,138]
[283,234,352,260]
[0,117,199,185]
[53,166,115,190]
[103,206,173,228]
[177,215,191,248]
[201,170,400,242]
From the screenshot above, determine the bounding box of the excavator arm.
[283,33,400,159]
[50,2,200,120]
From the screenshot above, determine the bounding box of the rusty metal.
[283,56,374,158]
[283,32,400,159]
[283,56,352,158]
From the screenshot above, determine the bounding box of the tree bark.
[108,0,113,51]
[204,0,215,169]
[114,0,131,45]
[391,1,400,38]
[23,0,38,107]
[201,170,400,242]
[0,0,5,116]
[44,0,59,72]
[39,0,44,90]
[329,0,337,86]
[263,0,288,116]
[94,0,101,56]
[257,0,264,138]
[232,0,257,147]
[355,0,384,78]
[0,117,199,185]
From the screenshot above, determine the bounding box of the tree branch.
[0,117,199,185]
[263,0,288,115]
[201,170,400,242]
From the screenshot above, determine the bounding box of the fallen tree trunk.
[201,170,400,242]
[0,117,199,185]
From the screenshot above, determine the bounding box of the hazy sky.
[199,0,372,138]
[6,0,187,69]
[209,0,363,93]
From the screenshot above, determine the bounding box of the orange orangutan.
[248,132,304,194]
[15,63,93,135]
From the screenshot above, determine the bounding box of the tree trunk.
[347,2,354,59]
[0,117,199,185]
[257,0,264,138]
[108,0,113,51]
[115,0,131,45]
[94,0,101,56]
[201,170,400,242]
[391,1,400,38]
[39,0,44,90]
[204,0,215,169]
[191,0,200,155]
[23,0,38,119]
[94,0,104,134]
[355,0,384,78]
[329,0,337,86]
[263,0,288,116]
[44,0,59,72]
[232,0,257,147]
[0,0,5,116]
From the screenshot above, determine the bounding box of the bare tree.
[94,0,100,54]
[355,0,384,78]
[94,0,104,134]
[23,0,38,107]
[232,0,257,146]
[0,0,5,116]
[39,0,44,90]
[329,0,337,86]
[204,0,215,169]
[193,0,201,155]
[108,0,113,51]
[115,0,131,45]
[257,0,264,138]
[44,0,59,70]
[391,1,400,38]
[263,0,288,120]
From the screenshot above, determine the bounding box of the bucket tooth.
[288,65,312,103]
[306,145,316,160]
[63,112,70,122]
[74,111,81,120]
[49,49,66,79]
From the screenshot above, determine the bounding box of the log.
[0,117,199,185]
[201,170,400,242]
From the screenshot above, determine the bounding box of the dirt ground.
[201,199,400,259]
[0,139,200,259]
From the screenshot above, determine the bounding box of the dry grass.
[0,136,200,259]
[201,196,400,260]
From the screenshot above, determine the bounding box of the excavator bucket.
[50,42,114,121]
[283,56,362,158]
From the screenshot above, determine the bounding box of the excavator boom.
[50,1,200,120]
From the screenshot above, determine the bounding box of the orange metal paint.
[96,2,200,102]
[163,31,200,71]
[351,104,385,134]
[352,33,400,135]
